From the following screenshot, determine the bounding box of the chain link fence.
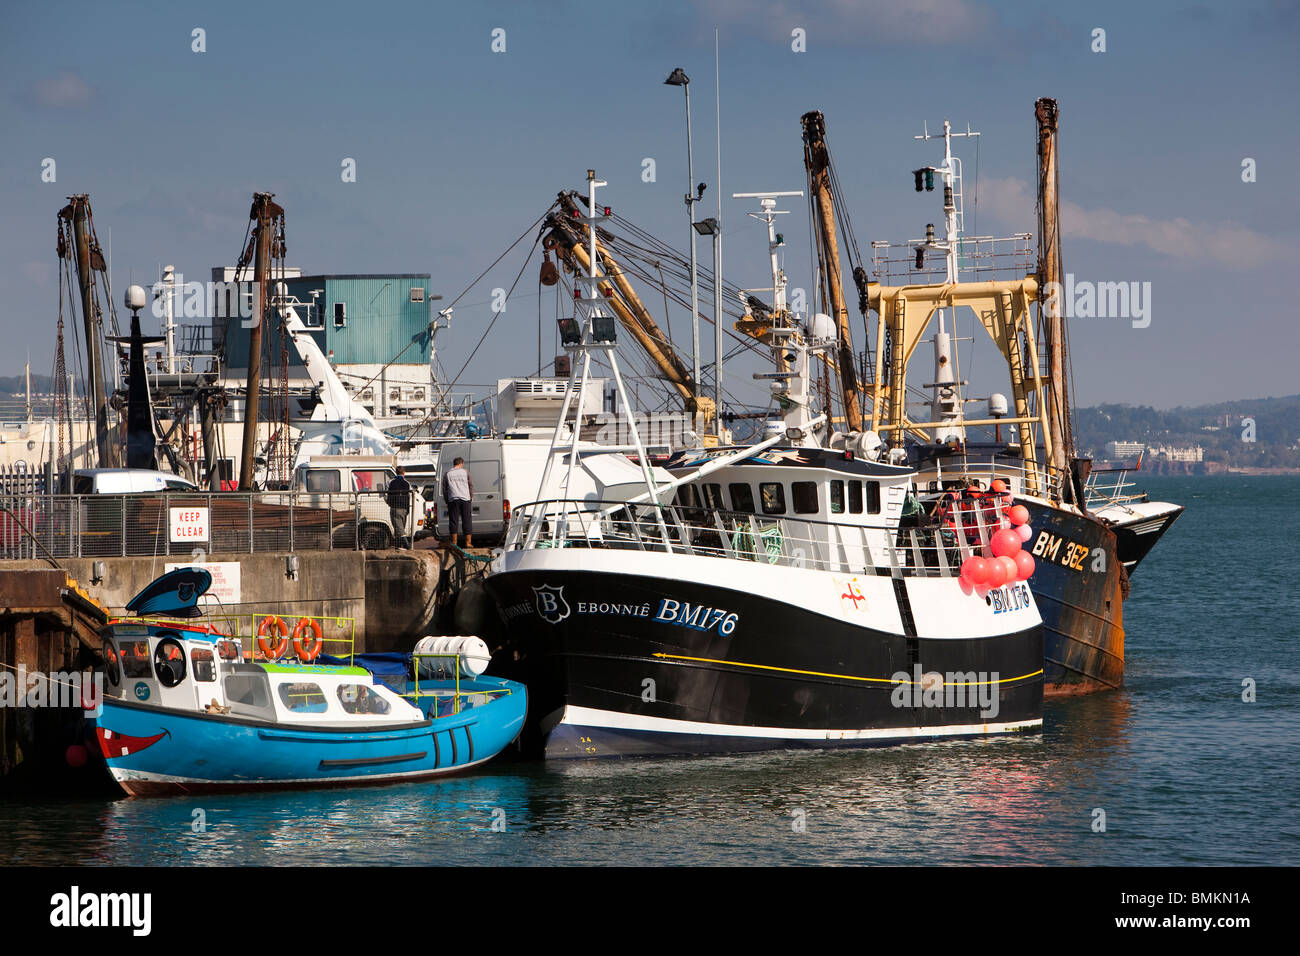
[0,491,421,560]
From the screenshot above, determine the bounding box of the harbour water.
[2,475,1295,866]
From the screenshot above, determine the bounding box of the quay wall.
[0,551,445,654]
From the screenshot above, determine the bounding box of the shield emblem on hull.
[533,585,571,624]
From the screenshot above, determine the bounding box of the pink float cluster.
[957,479,1036,595]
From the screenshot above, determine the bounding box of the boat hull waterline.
[95,680,527,795]
[485,553,1044,758]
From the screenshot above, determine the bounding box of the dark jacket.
[386,475,412,510]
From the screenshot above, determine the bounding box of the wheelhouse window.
[867,480,882,515]
[119,640,152,679]
[224,672,274,719]
[759,482,786,515]
[191,647,216,682]
[792,481,819,515]
[102,639,121,686]
[829,481,845,514]
[153,638,187,688]
[702,483,724,510]
[278,682,328,713]
[338,684,391,716]
[848,480,863,514]
[728,483,755,514]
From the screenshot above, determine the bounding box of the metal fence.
[0,491,417,560]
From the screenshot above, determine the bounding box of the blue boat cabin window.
[119,640,152,680]
[830,481,845,514]
[224,674,274,718]
[848,480,863,514]
[792,481,819,514]
[153,639,187,688]
[191,647,216,682]
[867,481,882,515]
[728,483,755,513]
[278,682,328,713]
[102,640,121,687]
[338,684,391,716]
[759,483,786,515]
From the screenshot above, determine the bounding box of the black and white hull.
[1089,499,1185,573]
[485,546,1043,758]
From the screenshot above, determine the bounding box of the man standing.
[441,456,474,548]
[387,466,412,549]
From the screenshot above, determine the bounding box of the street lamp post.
[665,68,702,405]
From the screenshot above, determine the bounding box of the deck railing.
[408,653,513,716]
[505,498,1004,579]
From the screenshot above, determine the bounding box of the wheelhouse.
[98,621,422,727]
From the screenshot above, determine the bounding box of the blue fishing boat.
[92,568,526,796]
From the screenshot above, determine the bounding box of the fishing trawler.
[852,103,1183,693]
[482,172,1043,758]
[92,567,525,794]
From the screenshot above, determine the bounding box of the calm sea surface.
[3,475,1296,866]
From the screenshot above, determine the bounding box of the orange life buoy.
[291,617,324,662]
[256,615,290,659]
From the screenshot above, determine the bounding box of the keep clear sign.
[169,507,209,543]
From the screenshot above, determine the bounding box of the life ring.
[291,617,324,662]
[256,615,290,659]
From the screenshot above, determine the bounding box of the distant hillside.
[1075,394,1300,470]
[0,374,55,395]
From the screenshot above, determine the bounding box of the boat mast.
[526,171,669,547]
[1036,98,1074,492]
[59,194,119,467]
[801,111,863,433]
[236,192,283,490]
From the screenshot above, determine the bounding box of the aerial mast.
[914,119,979,444]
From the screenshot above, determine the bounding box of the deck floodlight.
[664,68,689,86]
[693,217,720,236]
[592,316,616,343]
[557,317,582,346]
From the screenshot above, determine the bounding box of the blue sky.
[2,0,1297,411]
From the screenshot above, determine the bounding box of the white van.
[73,469,199,494]
[287,456,427,549]
[433,438,673,544]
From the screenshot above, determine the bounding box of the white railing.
[505,498,1003,579]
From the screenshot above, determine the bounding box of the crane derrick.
[801,111,864,433]
[546,193,715,436]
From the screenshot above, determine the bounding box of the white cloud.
[33,72,94,109]
[977,175,1284,269]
